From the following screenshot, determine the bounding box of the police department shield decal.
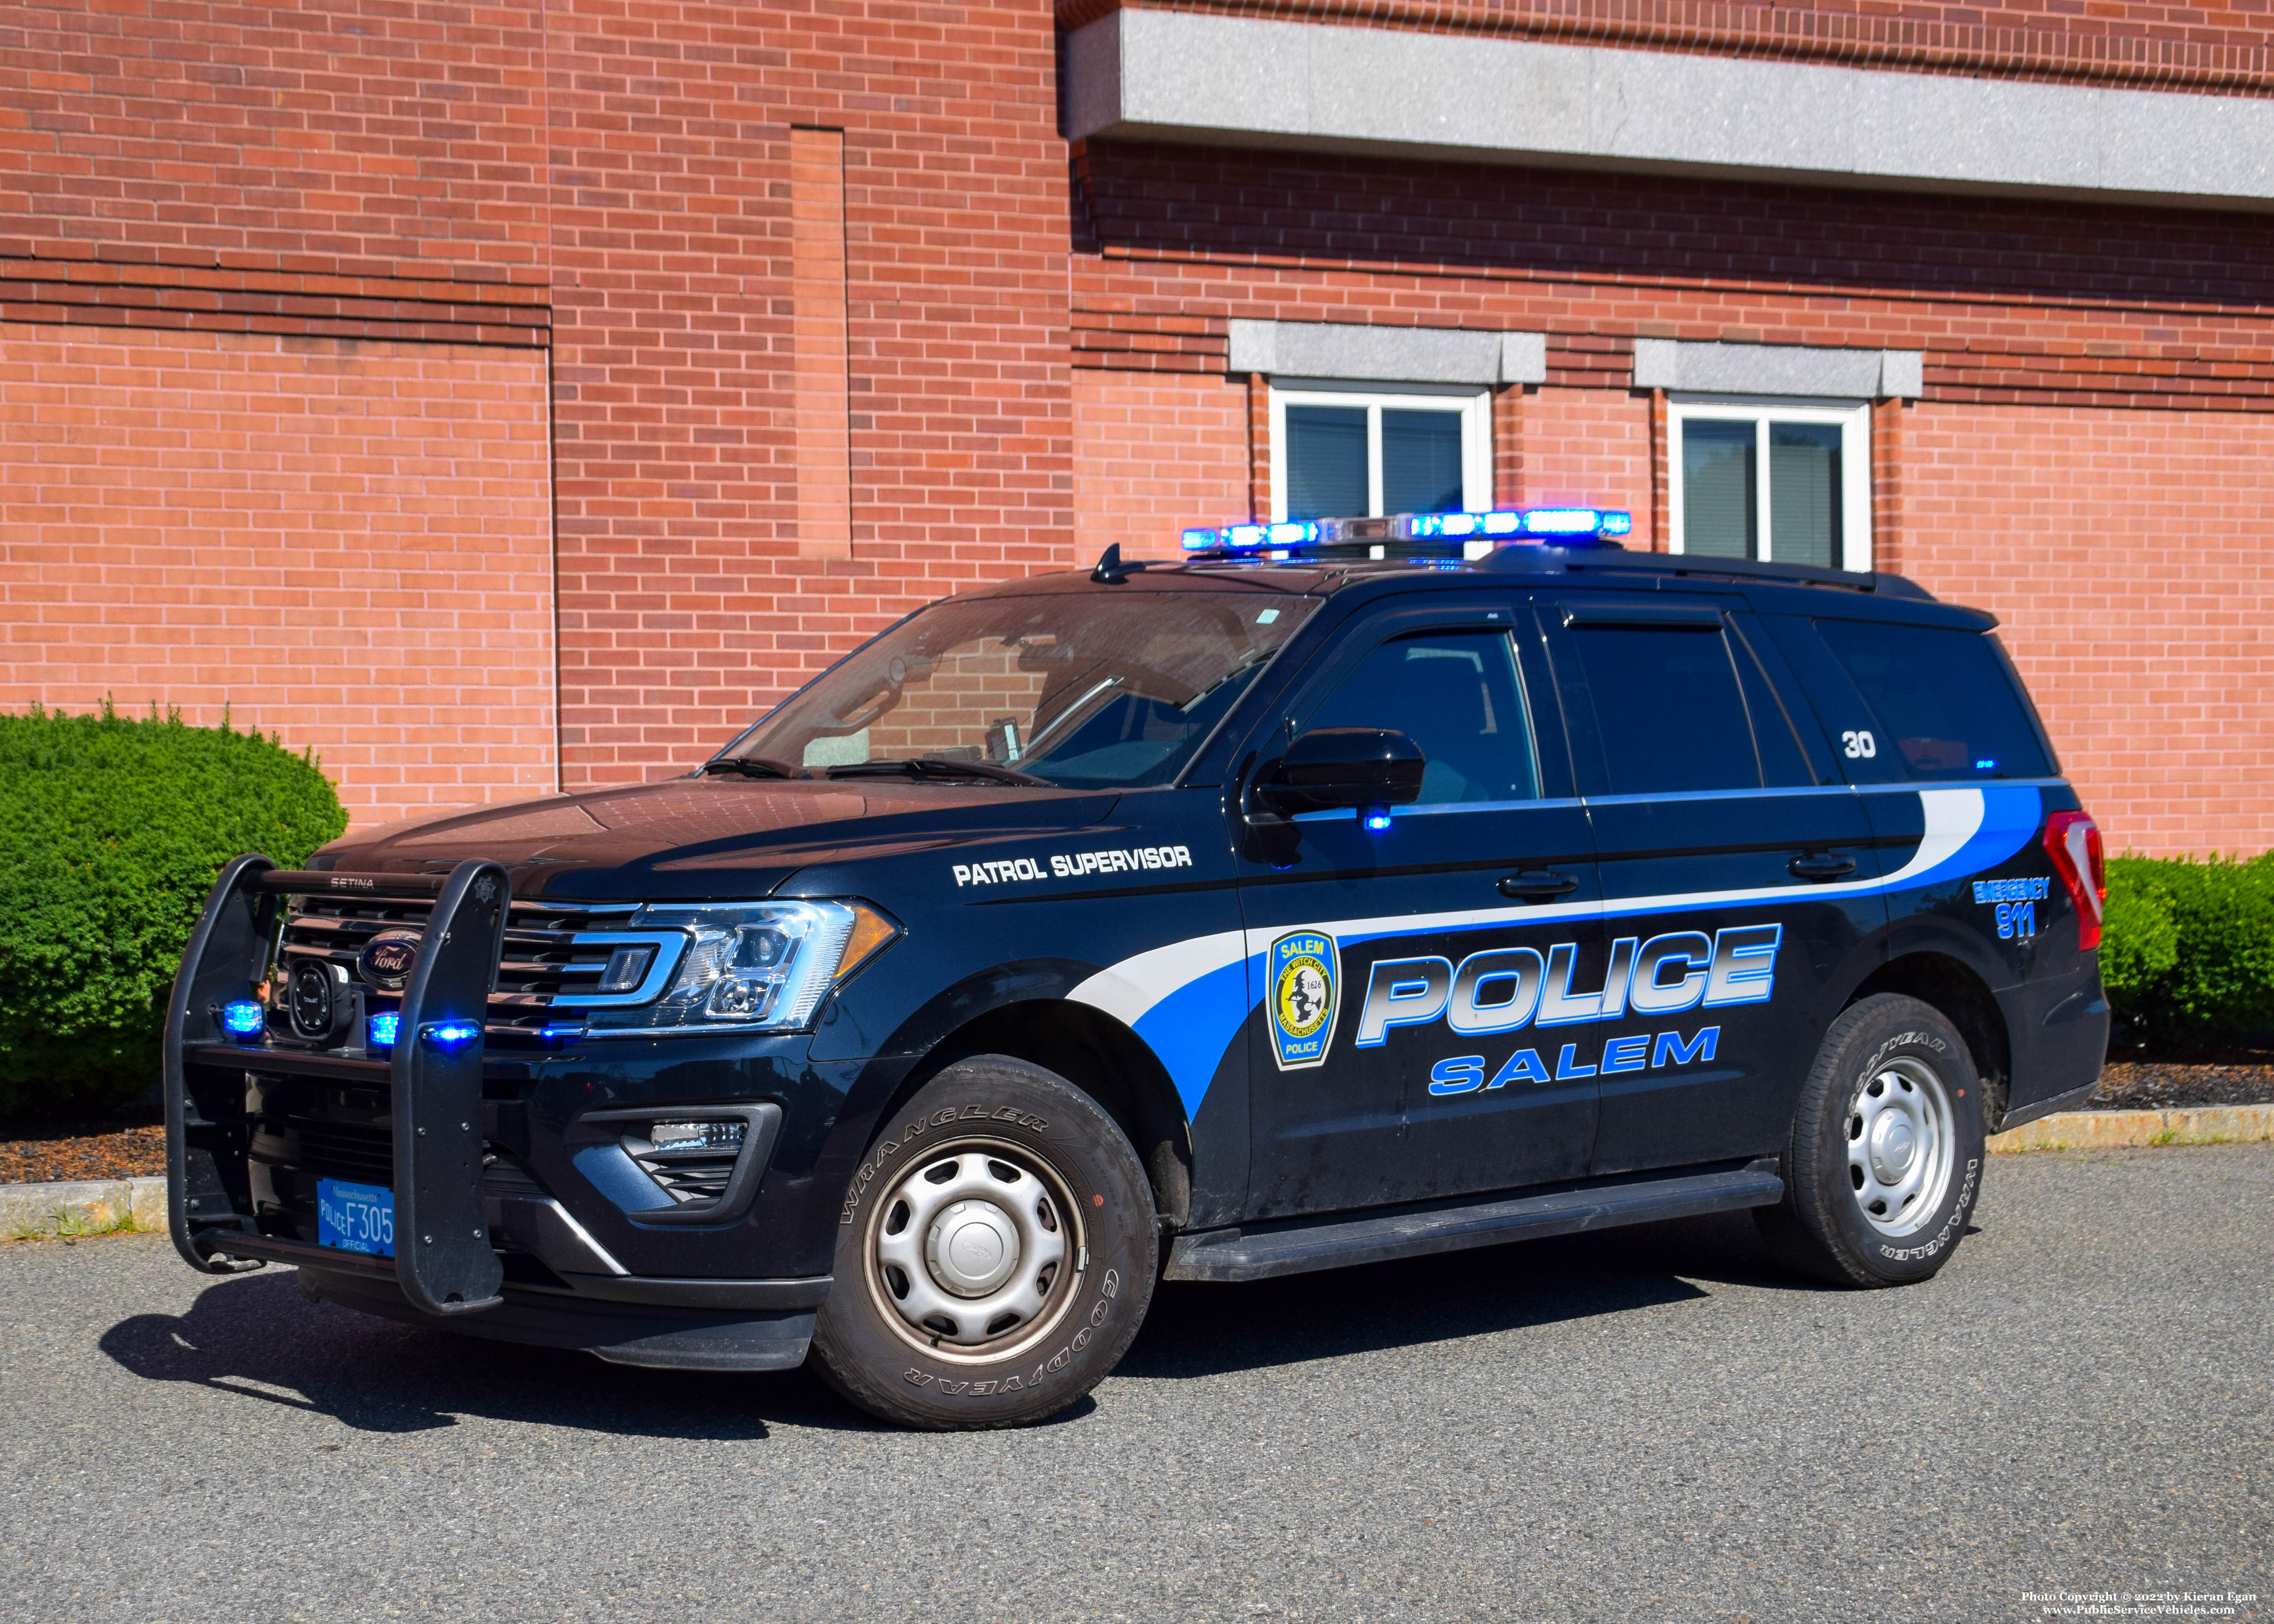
[1267,929,1339,1071]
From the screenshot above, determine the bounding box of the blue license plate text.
[317,1178,395,1257]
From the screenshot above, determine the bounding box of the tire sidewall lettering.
[898,1269,1121,1399]
[841,1101,1053,1223]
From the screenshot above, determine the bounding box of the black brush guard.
[163,856,511,1316]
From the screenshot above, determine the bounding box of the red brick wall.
[2,0,1080,800]
[1900,402,2274,858]
[1074,371,1253,552]
[1508,388,1656,542]
[0,325,557,827]
[535,0,1077,789]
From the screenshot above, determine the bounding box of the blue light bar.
[1180,507,1633,551]
[420,1019,483,1051]
[221,1000,265,1036]
[367,1011,401,1049]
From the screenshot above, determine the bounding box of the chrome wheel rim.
[865,1137,1083,1362]
[1846,1055,1956,1238]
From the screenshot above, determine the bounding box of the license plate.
[317,1178,395,1258]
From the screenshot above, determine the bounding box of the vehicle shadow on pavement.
[97,1269,865,1437]
[1123,1207,1820,1379]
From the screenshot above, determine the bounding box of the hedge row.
[2102,851,2274,1046]
[0,703,345,1119]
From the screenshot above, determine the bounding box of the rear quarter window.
[1810,617,2053,780]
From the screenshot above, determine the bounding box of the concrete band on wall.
[1065,10,2274,211]
[1229,320,1547,385]
[1635,340,1924,400]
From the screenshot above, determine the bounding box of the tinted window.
[1569,624,1761,795]
[1285,406,1367,521]
[1811,618,2052,779]
[1302,631,1541,805]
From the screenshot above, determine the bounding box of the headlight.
[560,900,899,1034]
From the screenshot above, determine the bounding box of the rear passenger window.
[1811,618,2052,780]
[1566,624,1763,795]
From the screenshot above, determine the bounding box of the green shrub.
[0,703,346,1119]
[2101,851,2274,1046]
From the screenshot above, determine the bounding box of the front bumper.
[163,856,868,1369]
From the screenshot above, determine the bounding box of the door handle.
[1788,852,1858,881]
[1497,870,1580,900]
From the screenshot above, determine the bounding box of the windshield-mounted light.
[566,900,900,1036]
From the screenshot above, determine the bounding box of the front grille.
[278,895,640,1041]
[250,1114,395,1183]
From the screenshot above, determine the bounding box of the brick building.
[1,0,2268,852]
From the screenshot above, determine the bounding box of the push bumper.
[162,854,834,1370]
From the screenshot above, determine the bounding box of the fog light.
[646,1120,746,1155]
[420,1019,483,1051]
[221,1000,265,1036]
[367,1011,401,1049]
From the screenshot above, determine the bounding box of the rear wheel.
[1756,994,1985,1288]
[809,1055,1157,1429]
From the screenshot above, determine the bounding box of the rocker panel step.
[1163,1162,1785,1283]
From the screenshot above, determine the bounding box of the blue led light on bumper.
[221,1000,265,1036]
[420,1019,483,1051]
[366,1011,401,1049]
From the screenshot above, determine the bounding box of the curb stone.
[0,1111,2268,1239]
[1990,1103,2274,1154]
[0,1176,165,1239]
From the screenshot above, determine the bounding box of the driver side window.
[1301,629,1542,805]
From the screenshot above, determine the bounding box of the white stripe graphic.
[1072,788,1988,1031]
[1069,929,1247,1030]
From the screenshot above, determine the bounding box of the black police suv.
[163,509,2110,1429]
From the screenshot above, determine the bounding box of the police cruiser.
[163,506,2109,1428]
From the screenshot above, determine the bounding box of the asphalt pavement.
[2,1145,2268,1623]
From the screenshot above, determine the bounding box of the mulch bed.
[2,1059,2269,1186]
[2090,1057,2274,1111]
[0,1109,165,1185]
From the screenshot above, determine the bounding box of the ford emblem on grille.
[358,930,422,990]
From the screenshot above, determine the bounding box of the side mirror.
[1256,727,1426,817]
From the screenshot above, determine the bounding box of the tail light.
[2042,810,2106,951]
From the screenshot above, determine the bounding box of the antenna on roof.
[1091,543,1146,585]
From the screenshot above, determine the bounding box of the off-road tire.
[1755,993,1986,1288]
[808,1055,1157,1429]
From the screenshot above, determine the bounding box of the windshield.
[721,590,1321,788]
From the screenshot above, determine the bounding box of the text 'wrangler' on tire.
[163,504,2108,1428]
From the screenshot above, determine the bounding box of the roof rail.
[1519,548,1930,599]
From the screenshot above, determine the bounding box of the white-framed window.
[1270,381,1492,522]
[1667,397,1871,572]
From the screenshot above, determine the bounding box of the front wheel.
[1756,993,1986,1288]
[808,1055,1158,1429]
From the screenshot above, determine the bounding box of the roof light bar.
[1180,507,1632,554]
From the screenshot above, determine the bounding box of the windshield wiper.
[825,756,1050,787]
[702,756,808,779]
